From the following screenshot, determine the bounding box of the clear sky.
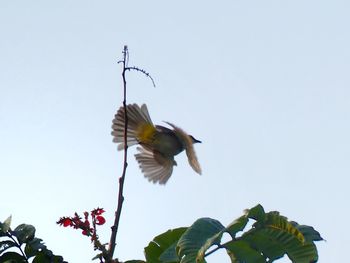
[1,1,349,262]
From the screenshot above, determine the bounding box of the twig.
[107,45,129,262]
[125,66,156,88]
[7,233,29,263]
[107,46,156,262]
[204,244,223,258]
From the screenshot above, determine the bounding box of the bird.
[111,103,201,184]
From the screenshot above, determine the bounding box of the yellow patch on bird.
[136,124,156,144]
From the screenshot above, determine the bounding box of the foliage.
[0,216,66,263]
[137,204,323,263]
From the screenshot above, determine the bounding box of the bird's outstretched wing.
[135,147,176,184]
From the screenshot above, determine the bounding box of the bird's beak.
[191,136,202,144]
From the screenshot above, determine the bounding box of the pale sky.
[1,1,349,262]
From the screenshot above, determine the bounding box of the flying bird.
[111,104,201,184]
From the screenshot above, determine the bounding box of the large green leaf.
[32,251,65,263]
[177,218,225,263]
[253,228,318,262]
[144,227,187,263]
[0,251,27,262]
[13,224,35,245]
[264,212,305,243]
[240,211,320,262]
[225,240,266,263]
[159,243,179,262]
[225,215,248,238]
[24,237,47,258]
[286,240,318,263]
[241,229,286,261]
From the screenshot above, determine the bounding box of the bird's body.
[146,125,184,156]
[111,104,201,184]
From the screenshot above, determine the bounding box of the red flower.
[91,208,105,216]
[95,215,106,225]
[57,217,73,227]
[58,207,106,239]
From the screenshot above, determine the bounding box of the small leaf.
[0,240,17,254]
[13,224,35,244]
[1,216,12,233]
[246,204,265,223]
[177,218,225,263]
[291,223,323,242]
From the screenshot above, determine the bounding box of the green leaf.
[32,251,65,263]
[0,240,17,254]
[24,237,47,258]
[286,240,318,263]
[92,253,103,261]
[240,213,320,262]
[265,212,305,243]
[241,229,285,261]
[0,216,12,234]
[159,243,178,262]
[225,240,266,263]
[0,251,27,262]
[32,252,52,263]
[177,218,225,263]
[291,222,323,242]
[13,224,35,245]
[225,215,249,238]
[145,227,187,263]
[246,204,265,223]
[51,255,66,263]
[141,204,322,263]
[124,261,147,263]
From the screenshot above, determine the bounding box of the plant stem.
[7,233,29,263]
[107,45,129,263]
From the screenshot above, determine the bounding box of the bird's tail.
[112,104,155,150]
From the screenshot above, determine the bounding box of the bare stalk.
[107,45,129,263]
[106,46,155,262]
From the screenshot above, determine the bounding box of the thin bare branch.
[126,66,156,87]
[107,45,129,263]
[106,46,156,263]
